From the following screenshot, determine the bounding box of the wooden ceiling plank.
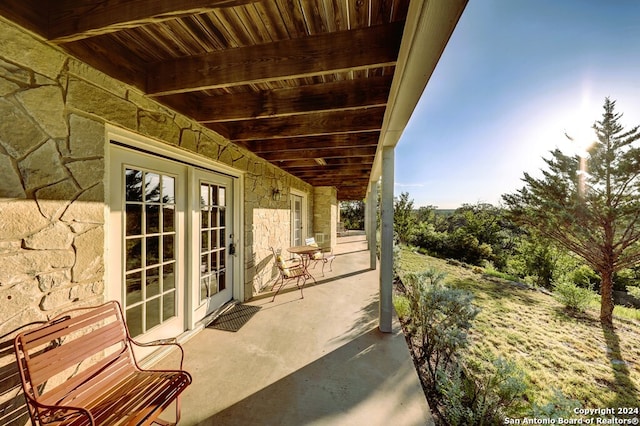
[223,107,385,141]
[168,75,393,122]
[275,156,375,168]
[0,0,48,37]
[293,170,371,179]
[244,132,379,153]
[146,21,404,95]
[49,0,263,43]
[63,38,148,89]
[258,146,376,161]
[288,169,373,178]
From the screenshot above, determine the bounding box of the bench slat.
[22,304,118,349]
[40,351,133,406]
[14,301,192,425]
[27,321,127,388]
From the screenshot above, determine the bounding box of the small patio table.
[287,245,322,283]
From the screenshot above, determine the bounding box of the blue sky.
[396,0,640,209]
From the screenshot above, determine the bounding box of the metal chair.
[270,247,307,301]
[304,237,336,277]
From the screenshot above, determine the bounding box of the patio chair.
[270,247,307,301]
[304,237,335,277]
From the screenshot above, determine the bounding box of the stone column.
[312,186,337,249]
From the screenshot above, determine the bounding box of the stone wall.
[0,17,312,425]
[313,186,338,250]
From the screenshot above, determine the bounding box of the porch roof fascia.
[368,0,468,190]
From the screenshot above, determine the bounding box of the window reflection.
[199,181,227,303]
[124,167,178,337]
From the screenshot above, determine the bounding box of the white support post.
[379,147,394,333]
[368,181,378,270]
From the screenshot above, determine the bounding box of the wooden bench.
[13,301,192,425]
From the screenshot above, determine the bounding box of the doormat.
[207,304,262,332]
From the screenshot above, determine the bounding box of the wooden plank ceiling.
[0,0,411,200]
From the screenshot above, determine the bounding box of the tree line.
[392,98,640,328]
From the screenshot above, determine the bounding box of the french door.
[110,145,235,342]
[291,194,303,246]
[110,146,186,342]
[192,169,234,320]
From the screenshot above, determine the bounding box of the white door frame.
[108,146,187,345]
[190,168,234,324]
[105,125,245,335]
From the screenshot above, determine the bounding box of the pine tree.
[503,98,640,327]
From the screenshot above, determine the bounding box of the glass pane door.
[124,168,177,337]
[192,169,234,322]
[109,144,186,345]
[292,194,303,246]
[199,182,227,303]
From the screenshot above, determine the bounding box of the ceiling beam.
[275,156,375,169]
[222,107,385,141]
[160,75,393,122]
[48,0,262,43]
[310,179,369,187]
[293,169,371,179]
[259,146,376,161]
[0,0,48,37]
[146,21,404,96]
[243,132,379,153]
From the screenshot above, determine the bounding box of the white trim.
[290,188,308,243]
[105,124,243,179]
[105,124,245,328]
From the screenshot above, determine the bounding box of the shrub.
[393,294,410,319]
[531,388,581,419]
[553,281,595,312]
[436,366,475,426]
[627,285,640,300]
[436,357,529,425]
[402,269,480,383]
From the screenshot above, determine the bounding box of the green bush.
[393,294,410,319]
[553,281,595,312]
[627,285,640,300]
[436,357,529,425]
[436,366,475,426]
[570,265,600,289]
[402,269,480,383]
[531,388,581,419]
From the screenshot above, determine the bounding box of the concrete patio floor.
[154,234,433,425]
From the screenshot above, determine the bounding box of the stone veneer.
[0,17,314,425]
[313,186,338,250]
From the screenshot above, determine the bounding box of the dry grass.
[398,248,640,409]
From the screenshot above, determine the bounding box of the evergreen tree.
[394,192,415,244]
[503,98,640,327]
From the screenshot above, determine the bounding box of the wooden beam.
[292,168,371,178]
[308,178,369,187]
[259,146,376,161]
[337,193,366,201]
[244,132,379,153]
[48,0,261,42]
[0,0,48,38]
[161,75,393,122]
[147,21,404,95]
[222,107,385,141]
[63,38,148,90]
[275,156,375,169]
[285,166,373,177]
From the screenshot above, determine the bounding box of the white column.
[379,147,394,333]
[368,181,378,270]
